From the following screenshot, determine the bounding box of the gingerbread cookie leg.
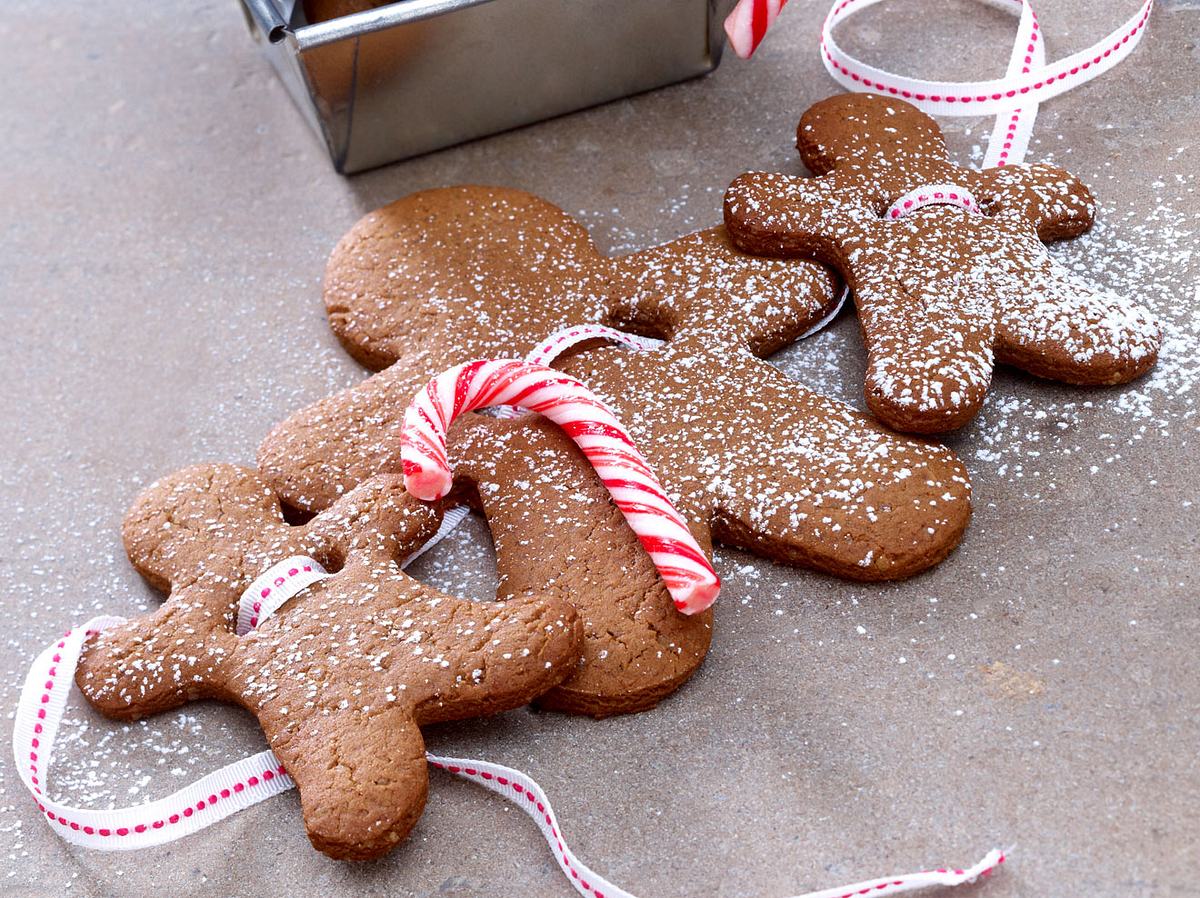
[994,258,1160,385]
[557,337,972,582]
[708,358,972,578]
[977,165,1159,385]
[855,261,997,434]
[272,703,428,860]
[451,417,713,718]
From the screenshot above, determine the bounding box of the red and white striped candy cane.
[724,0,790,59]
[401,358,720,615]
[724,0,1154,168]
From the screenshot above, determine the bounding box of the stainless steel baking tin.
[241,0,732,173]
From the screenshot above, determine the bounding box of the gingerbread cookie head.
[76,464,582,860]
[724,92,1160,433]
[256,185,976,719]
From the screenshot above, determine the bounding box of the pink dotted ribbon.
[725,0,1154,168]
[429,756,1006,898]
[14,565,1006,896]
[885,184,983,221]
[401,358,721,614]
[232,530,466,635]
[236,556,331,635]
[13,616,295,849]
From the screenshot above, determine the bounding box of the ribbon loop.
[885,184,983,220]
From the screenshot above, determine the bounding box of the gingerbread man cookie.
[75,464,582,860]
[257,186,975,716]
[724,92,1160,433]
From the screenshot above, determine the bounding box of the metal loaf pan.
[242,0,733,173]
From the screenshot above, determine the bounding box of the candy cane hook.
[400,359,721,615]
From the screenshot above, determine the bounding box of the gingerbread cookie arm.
[76,582,243,720]
[225,555,579,860]
[608,227,841,355]
[723,171,862,264]
[260,365,428,513]
[995,257,1161,385]
[77,465,296,719]
[976,162,1097,241]
[305,472,443,566]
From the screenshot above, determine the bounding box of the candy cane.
[413,326,665,557]
[724,0,791,58]
[420,318,843,562]
[724,0,1154,168]
[15,560,1007,898]
[401,358,720,615]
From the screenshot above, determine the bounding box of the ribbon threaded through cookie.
[15,558,1006,898]
[885,185,983,221]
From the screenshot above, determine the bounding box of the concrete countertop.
[2,1,1196,896]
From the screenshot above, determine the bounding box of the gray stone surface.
[1,1,1197,896]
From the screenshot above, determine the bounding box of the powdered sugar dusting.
[725,94,1161,433]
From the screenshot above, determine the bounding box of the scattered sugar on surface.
[2,147,1195,873]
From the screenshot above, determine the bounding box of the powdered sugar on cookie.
[725,94,1160,434]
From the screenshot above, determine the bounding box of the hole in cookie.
[606,313,674,343]
[280,501,317,527]
[401,508,500,603]
[307,546,346,576]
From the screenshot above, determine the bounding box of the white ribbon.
[14,617,293,850]
[885,184,984,221]
[14,560,1006,895]
[232,506,472,636]
[727,0,1154,168]
[819,0,1153,168]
